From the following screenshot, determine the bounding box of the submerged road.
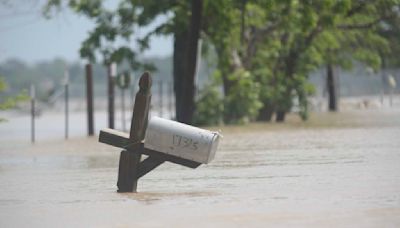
[0,110,399,227]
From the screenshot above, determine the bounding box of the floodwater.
[0,109,400,227]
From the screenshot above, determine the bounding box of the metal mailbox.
[144,117,221,164]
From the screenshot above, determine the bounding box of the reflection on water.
[0,110,400,227]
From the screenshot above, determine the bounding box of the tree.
[181,0,203,124]
[247,0,400,120]
[0,77,28,122]
[315,0,398,111]
[44,0,400,125]
[44,0,200,123]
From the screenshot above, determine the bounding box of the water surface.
[0,110,399,227]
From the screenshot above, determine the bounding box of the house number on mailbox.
[173,134,198,150]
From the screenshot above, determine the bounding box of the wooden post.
[327,63,338,112]
[30,84,35,144]
[159,80,163,117]
[107,63,116,129]
[64,68,69,140]
[388,74,396,107]
[169,82,174,119]
[390,89,393,107]
[117,72,152,192]
[85,64,94,136]
[121,88,126,132]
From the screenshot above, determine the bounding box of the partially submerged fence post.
[168,82,174,119]
[107,63,117,129]
[30,84,35,143]
[85,64,94,136]
[388,74,396,107]
[159,80,163,118]
[64,67,69,140]
[121,87,126,131]
[116,71,131,132]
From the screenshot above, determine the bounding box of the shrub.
[193,86,223,126]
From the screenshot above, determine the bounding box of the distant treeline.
[0,57,398,101]
[0,56,215,100]
[0,57,163,99]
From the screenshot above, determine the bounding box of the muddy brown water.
[0,110,399,227]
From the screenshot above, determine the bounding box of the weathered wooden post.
[64,67,69,140]
[30,84,35,144]
[117,72,151,192]
[116,71,131,132]
[85,64,94,136]
[107,63,117,129]
[99,72,221,193]
[159,80,163,118]
[388,74,397,107]
[121,88,126,131]
[169,81,174,119]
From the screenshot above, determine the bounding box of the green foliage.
[0,77,28,122]
[223,69,262,124]
[44,0,166,70]
[238,0,400,121]
[294,76,316,121]
[44,0,400,124]
[193,86,223,126]
[194,68,262,125]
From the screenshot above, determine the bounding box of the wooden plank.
[99,128,131,148]
[99,129,201,168]
[137,156,164,179]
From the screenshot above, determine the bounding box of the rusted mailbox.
[99,72,222,193]
[145,117,220,164]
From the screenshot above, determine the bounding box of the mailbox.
[144,117,221,164]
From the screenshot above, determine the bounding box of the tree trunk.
[240,0,246,46]
[327,63,338,112]
[257,104,274,121]
[275,111,286,122]
[180,0,203,124]
[274,51,297,123]
[173,31,188,121]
